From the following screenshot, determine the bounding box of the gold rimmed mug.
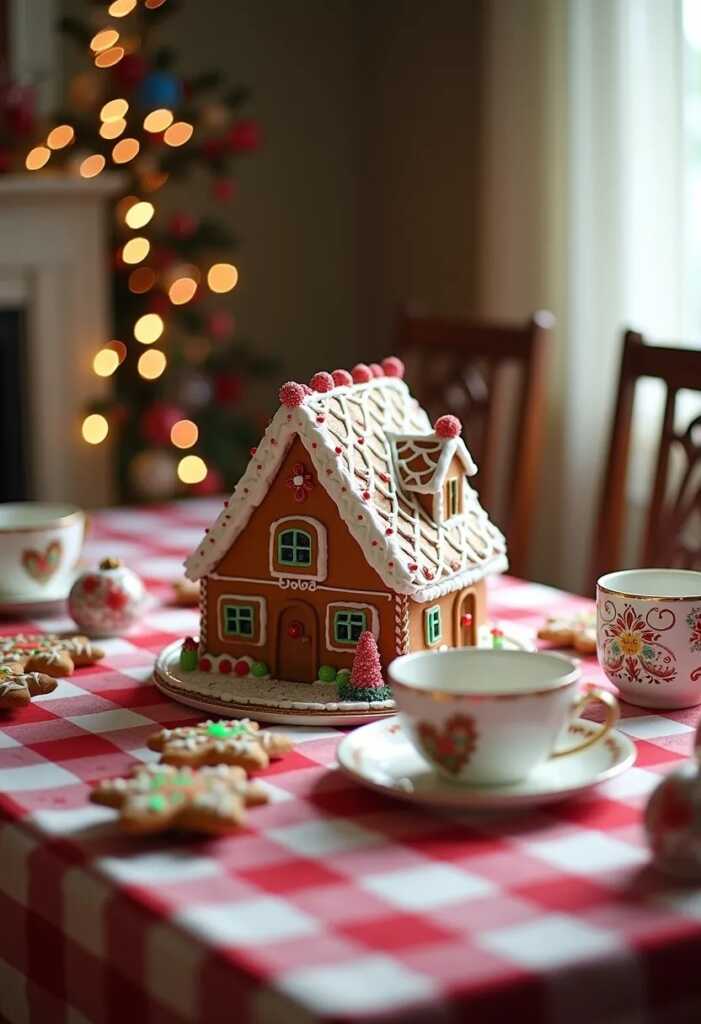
[597,568,701,709]
[0,503,86,605]
[388,649,618,785]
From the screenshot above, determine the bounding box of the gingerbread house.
[184,358,507,685]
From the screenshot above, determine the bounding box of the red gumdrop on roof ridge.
[434,414,462,438]
[352,363,372,383]
[279,381,306,407]
[332,369,353,387]
[382,355,405,378]
[309,371,334,392]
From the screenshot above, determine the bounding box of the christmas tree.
[338,631,392,703]
[22,0,275,499]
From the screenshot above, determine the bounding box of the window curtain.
[478,0,685,592]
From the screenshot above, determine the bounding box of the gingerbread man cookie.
[538,611,597,655]
[147,718,294,772]
[90,762,268,835]
[172,577,200,607]
[0,665,57,710]
[0,634,104,678]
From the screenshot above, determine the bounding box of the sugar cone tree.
[338,630,391,702]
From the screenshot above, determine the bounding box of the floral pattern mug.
[597,569,701,709]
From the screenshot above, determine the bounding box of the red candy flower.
[287,462,313,503]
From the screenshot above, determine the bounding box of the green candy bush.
[318,664,337,683]
[251,661,269,678]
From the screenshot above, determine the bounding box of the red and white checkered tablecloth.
[1,499,701,1024]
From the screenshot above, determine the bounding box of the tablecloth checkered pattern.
[1,499,700,1024]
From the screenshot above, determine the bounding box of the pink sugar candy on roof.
[332,368,353,387]
[279,381,307,407]
[369,363,384,378]
[352,363,372,383]
[434,414,462,439]
[382,355,405,378]
[309,371,334,393]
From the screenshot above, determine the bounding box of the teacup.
[597,568,701,709]
[388,648,618,785]
[0,503,86,605]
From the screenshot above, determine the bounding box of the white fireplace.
[0,174,123,507]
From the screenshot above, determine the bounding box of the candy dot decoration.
[251,661,269,678]
[219,658,232,674]
[309,371,334,393]
[369,363,384,378]
[381,355,405,378]
[332,369,353,387]
[234,659,250,677]
[352,363,372,384]
[434,414,462,439]
[278,381,306,408]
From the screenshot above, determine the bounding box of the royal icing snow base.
[153,623,533,726]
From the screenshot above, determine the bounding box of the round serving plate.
[152,621,536,727]
[337,716,637,810]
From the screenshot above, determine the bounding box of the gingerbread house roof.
[184,369,507,601]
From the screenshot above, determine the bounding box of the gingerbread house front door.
[276,601,318,682]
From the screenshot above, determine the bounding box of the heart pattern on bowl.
[21,540,62,584]
[417,713,478,775]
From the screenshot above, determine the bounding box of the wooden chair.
[396,310,552,578]
[590,329,701,590]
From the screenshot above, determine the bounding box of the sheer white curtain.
[478,0,686,592]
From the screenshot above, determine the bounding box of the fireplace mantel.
[0,172,124,507]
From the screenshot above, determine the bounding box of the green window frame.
[334,609,367,644]
[277,528,312,567]
[447,478,459,517]
[223,603,255,638]
[424,605,442,646]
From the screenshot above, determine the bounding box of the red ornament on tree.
[112,53,147,90]
[168,212,198,239]
[202,137,228,161]
[350,631,384,689]
[141,402,186,445]
[212,178,236,203]
[208,310,235,341]
[191,465,225,496]
[214,372,243,405]
[229,118,261,153]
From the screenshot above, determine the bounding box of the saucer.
[336,716,636,809]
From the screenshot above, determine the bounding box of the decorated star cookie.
[90,762,268,835]
[0,665,57,710]
[0,633,104,678]
[537,611,597,655]
[147,718,294,772]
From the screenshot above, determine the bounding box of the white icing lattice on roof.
[389,433,477,494]
[184,376,507,600]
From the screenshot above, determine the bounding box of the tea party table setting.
[2,499,701,1024]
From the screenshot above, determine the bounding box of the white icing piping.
[184,376,507,597]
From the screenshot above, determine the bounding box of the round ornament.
[129,448,178,499]
[173,371,213,410]
[69,558,146,637]
[138,71,182,110]
[141,402,185,445]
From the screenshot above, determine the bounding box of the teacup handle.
[552,686,619,758]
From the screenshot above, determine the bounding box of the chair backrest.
[396,310,552,578]
[590,329,701,590]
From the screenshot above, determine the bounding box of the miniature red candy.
[332,368,353,387]
[382,355,405,378]
[434,414,462,439]
[278,381,306,407]
[352,363,372,383]
[310,371,334,393]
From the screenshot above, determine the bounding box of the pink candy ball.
[369,363,384,378]
[332,369,353,387]
[310,371,334,393]
[382,355,405,378]
[352,363,372,383]
[434,414,462,439]
[279,381,306,407]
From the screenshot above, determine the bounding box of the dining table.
[1,498,700,1024]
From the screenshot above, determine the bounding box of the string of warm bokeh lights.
[25,0,240,487]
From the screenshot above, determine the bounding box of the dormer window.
[445,477,462,518]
